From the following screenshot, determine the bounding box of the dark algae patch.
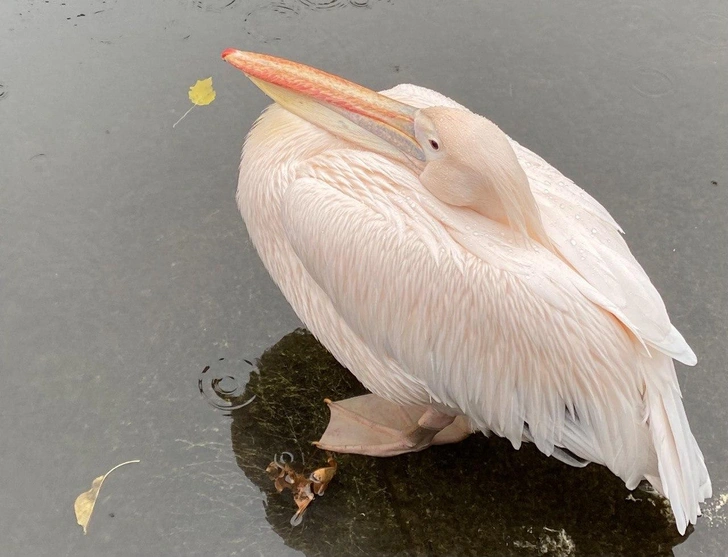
[230,329,690,556]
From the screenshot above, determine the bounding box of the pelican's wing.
[381,84,696,366]
[512,140,696,366]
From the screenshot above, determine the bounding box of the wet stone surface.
[1,0,726,555]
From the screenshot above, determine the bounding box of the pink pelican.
[222,49,711,533]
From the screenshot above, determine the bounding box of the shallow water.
[1,1,726,555]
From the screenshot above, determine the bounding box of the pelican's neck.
[239,105,345,202]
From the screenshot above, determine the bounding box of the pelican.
[222,50,711,533]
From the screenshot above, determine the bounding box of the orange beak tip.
[221,48,238,61]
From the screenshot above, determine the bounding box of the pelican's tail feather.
[644,357,711,534]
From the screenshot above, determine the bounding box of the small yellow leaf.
[188,77,216,106]
[74,460,140,535]
[173,78,217,128]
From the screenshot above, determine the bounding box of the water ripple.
[694,12,728,48]
[190,0,240,12]
[198,359,256,414]
[244,2,302,44]
[630,67,675,98]
[297,0,348,9]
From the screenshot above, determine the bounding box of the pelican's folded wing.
[511,140,697,366]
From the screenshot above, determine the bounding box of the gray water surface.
[1,1,726,556]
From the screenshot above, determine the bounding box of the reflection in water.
[228,329,690,556]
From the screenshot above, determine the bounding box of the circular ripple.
[275,451,295,465]
[190,0,240,12]
[694,12,728,48]
[198,362,256,414]
[244,2,302,44]
[630,67,675,98]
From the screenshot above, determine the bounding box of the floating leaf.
[188,77,216,106]
[74,460,140,534]
[173,77,216,128]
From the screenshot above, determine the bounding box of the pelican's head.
[411,106,542,239]
[223,50,547,243]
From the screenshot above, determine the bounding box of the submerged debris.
[700,491,728,527]
[539,527,576,556]
[513,527,575,556]
[265,454,338,526]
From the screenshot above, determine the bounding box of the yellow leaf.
[188,77,216,106]
[74,460,140,535]
[173,78,217,128]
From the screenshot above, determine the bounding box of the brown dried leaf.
[266,454,338,526]
[74,460,140,534]
[310,456,337,496]
[265,462,281,480]
[291,482,314,526]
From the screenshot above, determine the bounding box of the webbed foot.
[314,394,472,457]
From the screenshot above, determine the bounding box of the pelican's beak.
[222,49,425,166]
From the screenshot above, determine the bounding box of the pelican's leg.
[313,394,472,457]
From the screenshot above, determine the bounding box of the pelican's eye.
[429,139,440,151]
